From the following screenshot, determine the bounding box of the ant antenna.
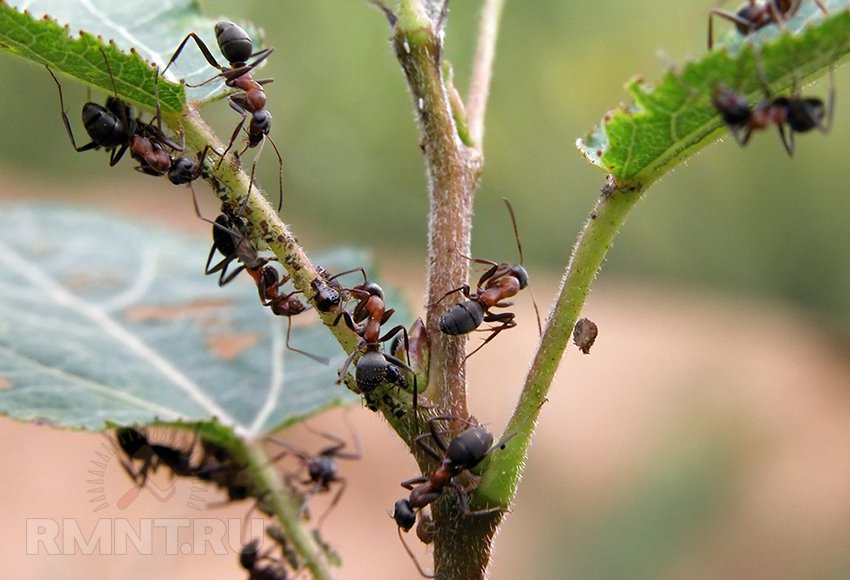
[397,527,435,578]
[502,198,542,336]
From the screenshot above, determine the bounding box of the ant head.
[356,281,385,300]
[116,427,149,455]
[511,264,529,289]
[251,110,272,136]
[392,499,417,532]
[215,21,254,65]
[712,85,751,127]
[168,157,199,185]
[239,539,261,570]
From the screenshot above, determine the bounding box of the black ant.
[332,271,418,408]
[391,417,509,578]
[269,420,362,529]
[712,64,834,156]
[162,20,283,210]
[708,0,828,50]
[113,427,199,486]
[435,199,540,358]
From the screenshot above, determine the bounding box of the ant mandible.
[708,0,829,50]
[712,64,834,156]
[162,21,284,211]
[435,198,540,358]
[333,271,419,408]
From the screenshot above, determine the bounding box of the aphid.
[573,318,598,354]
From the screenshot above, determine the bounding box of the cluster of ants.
[55,14,548,580]
[708,0,835,155]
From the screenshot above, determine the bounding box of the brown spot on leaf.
[206,332,259,360]
[125,298,232,323]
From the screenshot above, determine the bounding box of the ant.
[391,417,509,578]
[48,50,211,188]
[162,21,283,210]
[708,0,829,50]
[113,427,199,487]
[194,197,327,363]
[255,263,330,364]
[712,63,834,156]
[239,538,291,580]
[435,199,540,358]
[269,419,362,529]
[332,271,419,408]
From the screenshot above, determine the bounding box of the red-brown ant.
[391,417,510,577]
[712,64,834,156]
[48,50,212,189]
[708,0,828,50]
[162,20,283,210]
[435,199,540,358]
[333,271,419,408]
[269,420,361,529]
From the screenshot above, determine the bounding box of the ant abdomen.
[439,301,485,335]
[446,426,494,470]
[355,350,392,392]
[214,21,254,65]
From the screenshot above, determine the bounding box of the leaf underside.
[0,0,265,114]
[0,206,367,437]
[578,1,850,188]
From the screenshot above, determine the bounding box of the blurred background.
[2,0,850,578]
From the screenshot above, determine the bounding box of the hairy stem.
[242,439,335,580]
[467,0,505,148]
[396,0,480,420]
[477,178,643,506]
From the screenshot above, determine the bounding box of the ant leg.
[777,123,794,156]
[400,475,429,490]
[162,32,224,78]
[465,313,516,359]
[430,284,471,308]
[379,325,418,410]
[455,486,502,519]
[283,316,331,365]
[707,9,754,50]
[108,143,130,167]
[815,0,829,15]
[46,67,99,152]
[218,105,248,168]
[327,267,369,285]
[315,477,346,531]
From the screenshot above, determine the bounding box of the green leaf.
[0,0,265,113]
[577,1,850,188]
[0,205,368,436]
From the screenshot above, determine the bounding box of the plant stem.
[467,0,505,148]
[477,178,644,506]
[396,0,480,419]
[243,439,335,580]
